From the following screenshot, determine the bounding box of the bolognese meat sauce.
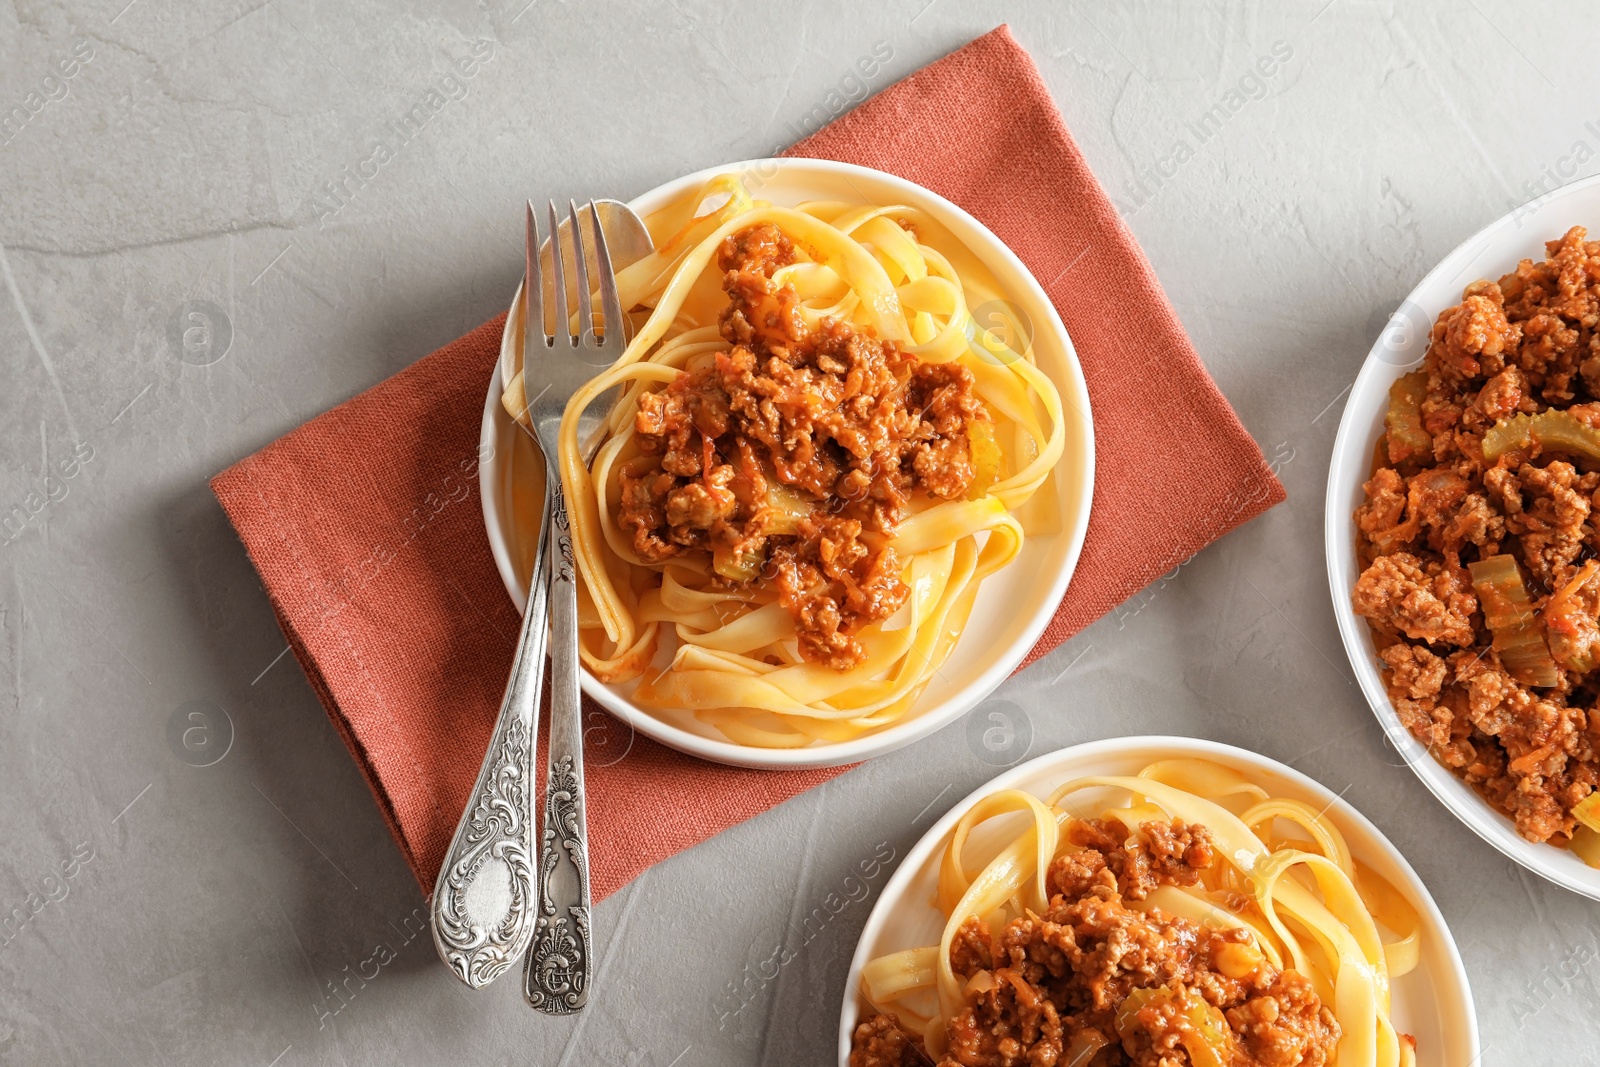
[1352,226,1600,848]
[619,223,994,669]
[849,818,1342,1067]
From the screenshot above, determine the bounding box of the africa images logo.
[0,843,95,953]
[168,300,233,366]
[0,41,94,148]
[1115,40,1295,216]
[166,700,235,767]
[0,440,95,548]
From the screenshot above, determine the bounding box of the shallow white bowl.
[480,158,1095,769]
[1325,174,1600,900]
[837,736,1479,1065]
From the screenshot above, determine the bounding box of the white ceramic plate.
[479,158,1095,770]
[1325,174,1600,899]
[837,736,1479,1065]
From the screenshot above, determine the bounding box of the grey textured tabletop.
[1,1,1594,1064]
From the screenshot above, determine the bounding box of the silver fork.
[430,200,630,995]
[428,205,558,987]
[521,199,624,1014]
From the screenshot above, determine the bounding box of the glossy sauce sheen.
[619,223,992,669]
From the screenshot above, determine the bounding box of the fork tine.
[547,200,571,343]
[525,200,545,345]
[567,200,595,347]
[586,200,623,350]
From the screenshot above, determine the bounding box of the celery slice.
[1482,410,1600,463]
[1468,555,1559,687]
[1385,371,1433,463]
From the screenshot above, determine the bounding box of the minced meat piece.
[1485,460,1591,588]
[848,1014,929,1067]
[1435,287,1519,382]
[1351,552,1476,647]
[1055,816,1214,902]
[1355,468,1415,553]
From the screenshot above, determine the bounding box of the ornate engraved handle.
[431,482,552,989]
[525,481,593,1014]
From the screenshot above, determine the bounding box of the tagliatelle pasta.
[502,172,1066,747]
[851,759,1421,1067]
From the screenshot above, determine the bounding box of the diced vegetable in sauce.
[1482,409,1600,463]
[1467,554,1559,687]
[1385,371,1433,463]
[712,540,766,582]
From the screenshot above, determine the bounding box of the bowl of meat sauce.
[1328,173,1600,898]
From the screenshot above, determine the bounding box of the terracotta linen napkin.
[788,25,1286,663]
[212,24,1283,901]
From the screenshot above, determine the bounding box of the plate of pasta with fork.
[479,158,1094,768]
